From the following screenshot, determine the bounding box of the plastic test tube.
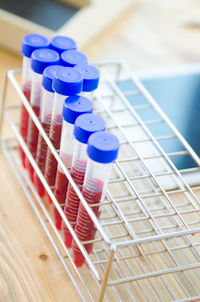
[74,63,100,99]
[73,131,120,268]
[26,49,60,182]
[33,65,65,197]
[60,50,88,67]
[63,113,105,249]
[50,35,77,54]
[44,67,83,202]
[19,34,49,168]
[53,96,93,230]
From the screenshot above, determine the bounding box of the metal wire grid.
[0,61,200,301]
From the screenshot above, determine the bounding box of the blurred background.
[1,0,200,72]
[82,0,200,70]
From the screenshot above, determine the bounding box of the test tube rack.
[1,61,200,302]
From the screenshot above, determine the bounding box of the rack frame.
[1,61,200,301]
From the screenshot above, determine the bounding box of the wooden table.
[1,0,200,301]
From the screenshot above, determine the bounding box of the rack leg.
[98,248,115,302]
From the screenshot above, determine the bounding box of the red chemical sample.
[53,170,69,230]
[63,160,87,249]
[34,116,51,197]
[19,82,31,168]
[73,179,103,268]
[45,115,62,203]
[26,105,40,182]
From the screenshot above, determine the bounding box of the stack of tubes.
[19,33,120,268]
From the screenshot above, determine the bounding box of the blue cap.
[21,34,49,58]
[42,65,66,92]
[74,114,105,144]
[62,95,93,124]
[87,132,120,163]
[60,50,88,67]
[50,35,77,54]
[53,67,83,96]
[74,63,100,92]
[31,49,60,74]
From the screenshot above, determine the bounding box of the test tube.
[74,63,100,99]
[63,114,105,249]
[53,96,93,230]
[50,35,77,54]
[33,65,65,197]
[26,49,60,182]
[19,34,49,167]
[60,50,88,67]
[73,131,119,268]
[44,67,83,202]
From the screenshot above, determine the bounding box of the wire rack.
[1,61,200,302]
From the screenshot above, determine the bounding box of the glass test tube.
[19,34,49,168]
[53,96,93,230]
[34,65,64,197]
[73,131,119,268]
[26,49,60,182]
[44,67,83,203]
[50,35,77,54]
[74,63,100,100]
[63,114,105,249]
[60,50,88,67]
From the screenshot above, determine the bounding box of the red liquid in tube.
[53,153,72,230]
[34,115,51,197]
[53,170,69,230]
[73,179,103,268]
[45,115,62,203]
[19,82,31,168]
[63,160,86,248]
[26,105,40,182]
